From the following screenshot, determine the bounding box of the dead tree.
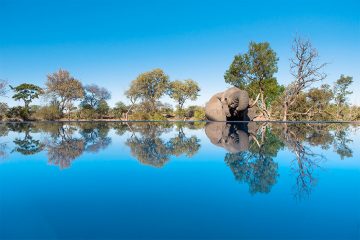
[282,37,327,121]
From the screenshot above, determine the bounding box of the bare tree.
[0,79,9,97]
[282,37,327,121]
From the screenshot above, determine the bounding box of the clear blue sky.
[0,0,359,107]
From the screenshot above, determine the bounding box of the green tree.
[46,69,84,117]
[11,83,43,111]
[128,68,169,112]
[168,79,200,117]
[112,101,128,119]
[333,75,353,118]
[0,102,8,120]
[306,84,333,120]
[224,42,280,118]
[97,99,109,118]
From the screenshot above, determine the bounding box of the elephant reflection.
[206,122,282,194]
[205,122,249,153]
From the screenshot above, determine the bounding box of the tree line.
[0,69,202,121]
[0,36,358,121]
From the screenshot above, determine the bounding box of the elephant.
[205,87,250,121]
[205,122,249,153]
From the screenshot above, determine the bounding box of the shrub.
[34,105,61,120]
[0,102,9,120]
[6,106,29,120]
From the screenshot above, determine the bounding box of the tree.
[0,102,8,120]
[128,69,169,112]
[11,83,43,112]
[125,83,141,120]
[46,69,84,117]
[112,101,128,119]
[333,75,353,118]
[306,84,333,120]
[168,79,200,117]
[282,37,327,121]
[224,42,280,118]
[82,84,111,108]
[97,99,109,119]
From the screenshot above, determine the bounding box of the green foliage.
[127,69,169,111]
[0,102,9,120]
[334,75,353,117]
[6,106,29,120]
[112,101,128,119]
[97,99,110,118]
[11,83,43,111]
[224,42,281,117]
[168,79,200,113]
[184,105,205,120]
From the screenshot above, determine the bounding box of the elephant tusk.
[249,93,260,108]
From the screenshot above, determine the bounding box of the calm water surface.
[0,122,359,239]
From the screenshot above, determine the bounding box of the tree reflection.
[46,124,84,169]
[79,122,112,153]
[168,124,200,157]
[333,125,353,159]
[7,123,45,155]
[0,124,10,160]
[279,124,325,200]
[125,122,200,167]
[210,123,283,194]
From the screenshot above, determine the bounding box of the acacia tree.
[224,42,281,119]
[46,69,84,117]
[333,75,353,118]
[127,68,169,112]
[11,83,44,112]
[282,37,327,121]
[168,79,200,117]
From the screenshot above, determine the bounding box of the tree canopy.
[224,42,282,118]
[46,69,84,116]
[11,83,43,109]
[168,79,200,111]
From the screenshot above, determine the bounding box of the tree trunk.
[283,101,288,121]
[126,104,134,121]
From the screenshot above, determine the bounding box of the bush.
[34,105,61,120]
[194,107,206,120]
[0,102,9,120]
[6,106,29,120]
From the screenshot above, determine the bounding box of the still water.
[0,122,359,239]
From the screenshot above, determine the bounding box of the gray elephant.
[205,122,249,153]
[205,87,250,121]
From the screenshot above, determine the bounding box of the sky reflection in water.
[0,122,359,239]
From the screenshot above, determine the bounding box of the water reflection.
[126,122,201,167]
[0,122,357,198]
